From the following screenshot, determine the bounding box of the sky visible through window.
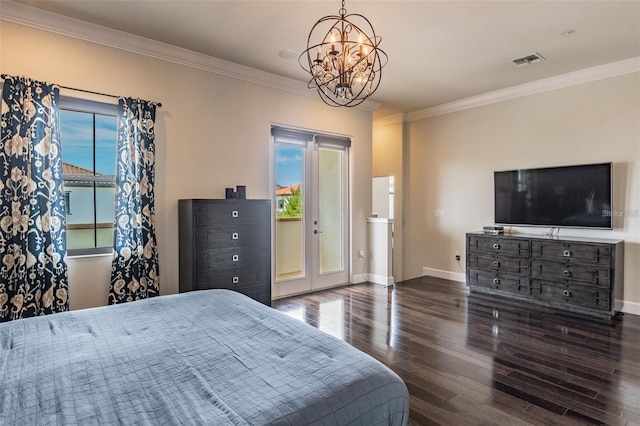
[276,146,303,187]
[60,109,117,176]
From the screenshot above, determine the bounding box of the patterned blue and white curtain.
[109,98,159,304]
[0,76,69,322]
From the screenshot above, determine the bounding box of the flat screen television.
[494,163,612,229]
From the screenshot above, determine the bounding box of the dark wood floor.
[272,277,640,426]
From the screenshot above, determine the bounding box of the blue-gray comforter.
[0,289,409,425]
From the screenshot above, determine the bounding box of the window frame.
[60,96,118,256]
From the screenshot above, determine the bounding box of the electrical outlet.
[455,251,461,261]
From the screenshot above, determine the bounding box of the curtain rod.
[0,74,162,107]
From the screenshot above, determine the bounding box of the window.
[60,96,118,255]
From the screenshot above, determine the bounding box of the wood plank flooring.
[272,276,640,425]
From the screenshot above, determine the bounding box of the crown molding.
[0,1,380,112]
[406,56,640,122]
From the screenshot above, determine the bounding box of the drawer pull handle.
[232,276,239,284]
[563,270,571,277]
[563,250,571,257]
[232,232,239,240]
[232,210,239,218]
[232,254,239,262]
[493,261,500,267]
[493,244,500,250]
[562,289,571,297]
[493,278,500,285]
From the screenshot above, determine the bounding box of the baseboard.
[367,273,395,287]
[351,273,367,284]
[422,267,466,283]
[621,300,640,316]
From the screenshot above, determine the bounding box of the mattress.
[0,289,409,425]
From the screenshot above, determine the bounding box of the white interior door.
[272,128,349,299]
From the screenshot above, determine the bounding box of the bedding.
[0,289,409,425]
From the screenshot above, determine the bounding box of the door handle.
[314,229,323,234]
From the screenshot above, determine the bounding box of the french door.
[272,127,350,299]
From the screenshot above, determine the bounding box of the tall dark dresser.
[179,199,271,306]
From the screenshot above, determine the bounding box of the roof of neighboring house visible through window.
[275,184,301,196]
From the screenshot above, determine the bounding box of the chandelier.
[299,0,387,107]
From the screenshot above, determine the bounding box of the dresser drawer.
[468,253,529,275]
[196,247,269,270]
[468,269,531,296]
[468,235,530,257]
[531,260,611,287]
[194,201,269,226]
[533,281,611,311]
[196,223,269,249]
[195,267,270,291]
[531,241,611,266]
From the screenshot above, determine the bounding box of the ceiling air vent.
[512,53,546,67]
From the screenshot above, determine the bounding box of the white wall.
[402,72,640,312]
[1,21,373,310]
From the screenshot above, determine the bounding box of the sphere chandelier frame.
[299,0,388,107]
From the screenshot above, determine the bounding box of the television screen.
[494,163,612,229]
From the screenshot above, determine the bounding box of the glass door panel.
[275,145,305,281]
[318,148,343,274]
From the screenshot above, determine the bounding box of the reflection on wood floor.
[272,276,640,425]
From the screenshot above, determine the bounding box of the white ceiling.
[7,0,640,118]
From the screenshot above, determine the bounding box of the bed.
[0,289,409,425]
